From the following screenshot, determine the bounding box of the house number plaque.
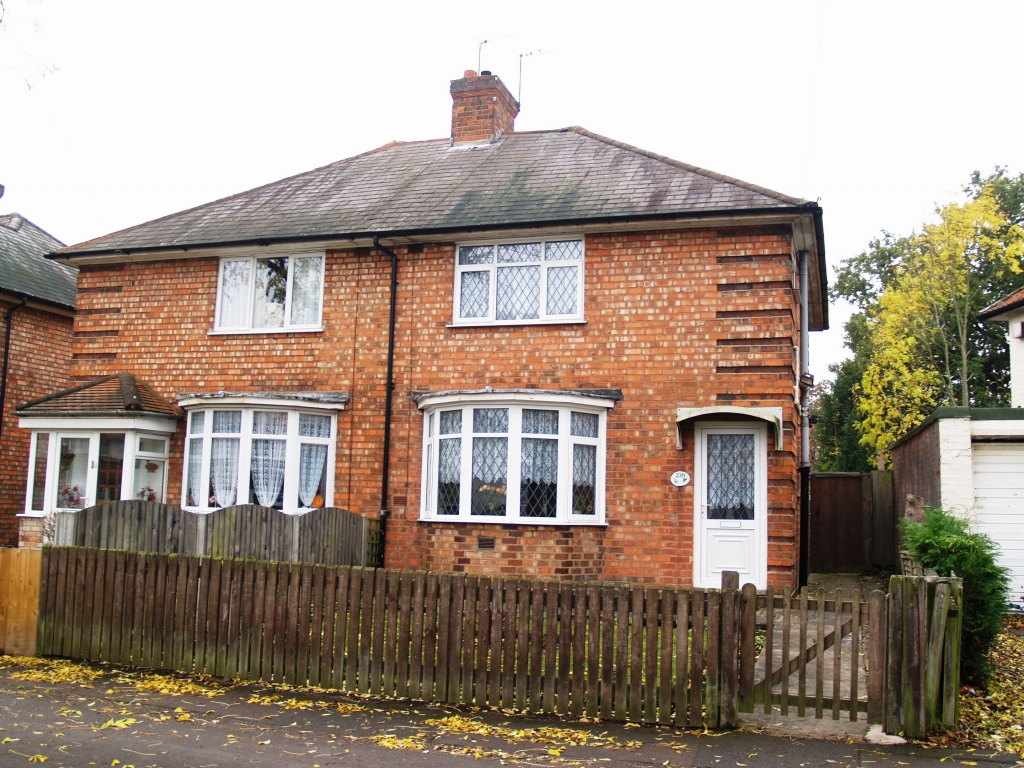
[670,471,690,487]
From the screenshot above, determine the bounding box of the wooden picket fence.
[33,547,961,733]
[53,501,379,567]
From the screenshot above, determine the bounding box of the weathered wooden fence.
[886,574,962,738]
[0,547,42,656]
[33,547,961,733]
[53,502,379,567]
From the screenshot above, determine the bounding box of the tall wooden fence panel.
[52,502,376,567]
[0,548,42,656]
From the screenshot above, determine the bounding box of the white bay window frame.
[181,405,337,514]
[20,419,175,515]
[418,392,611,525]
[452,237,585,326]
[213,252,326,334]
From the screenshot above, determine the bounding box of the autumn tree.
[814,170,1024,466]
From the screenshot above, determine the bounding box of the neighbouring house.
[891,287,1024,609]
[17,71,829,590]
[0,186,77,547]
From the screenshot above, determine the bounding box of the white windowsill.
[447,319,587,329]
[18,512,46,519]
[418,516,607,527]
[183,507,323,515]
[208,327,324,336]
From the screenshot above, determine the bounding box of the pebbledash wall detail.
[19,71,828,590]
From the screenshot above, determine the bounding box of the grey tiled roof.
[59,128,814,257]
[0,214,76,307]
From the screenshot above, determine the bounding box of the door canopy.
[676,406,784,451]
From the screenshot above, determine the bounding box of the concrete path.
[752,572,889,718]
[0,658,1017,768]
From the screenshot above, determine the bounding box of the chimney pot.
[480,70,492,76]
[450,70,520,144]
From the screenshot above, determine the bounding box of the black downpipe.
[373,236,399,568]
[0,298,28,439]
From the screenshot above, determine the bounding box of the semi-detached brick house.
[0,186,77,548]
[18,71,829,590]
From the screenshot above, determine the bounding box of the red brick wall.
[68,225,802,588]
[0,301,74,545]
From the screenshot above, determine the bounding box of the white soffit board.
[18,416,179,433]
[676,406,784,450]
[970,421,1024,438]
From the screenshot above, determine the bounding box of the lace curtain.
[252,438,287,507]
[706,434,755,520]
[187,438,204,506]
[210,437,239,507]
[253,411,287,435]
[290,256,323,326]
[298,444,327,507]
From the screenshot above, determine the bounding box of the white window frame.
[451,237,585,326]
[212,252,326,334]
[181,406,337,514]
[22,427,172,515]
[418,392,610,525]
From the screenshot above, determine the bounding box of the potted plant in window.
[57,485,81,508]
[137,486,158,502]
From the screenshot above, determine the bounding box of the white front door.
[693,422,768,590]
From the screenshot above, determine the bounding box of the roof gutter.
[48,204,824,261]
[0,287,75,315]
[372,235,399,569]
[0,298,28,438]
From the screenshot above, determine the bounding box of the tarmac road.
[0,660,1016,768]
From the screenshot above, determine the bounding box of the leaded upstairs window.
[453,238,585,325]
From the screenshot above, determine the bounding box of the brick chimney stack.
[450,70,520,144]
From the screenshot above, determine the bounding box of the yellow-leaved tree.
[857,188,1024,460]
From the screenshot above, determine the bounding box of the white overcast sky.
[3,0,1023,381]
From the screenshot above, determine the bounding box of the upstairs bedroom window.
[453,238,584,325]
[183,407,336,513]
[418,392,612,524]
[214,253,325,333]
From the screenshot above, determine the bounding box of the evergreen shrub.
[900,506,1010,686]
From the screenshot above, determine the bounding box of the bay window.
[25,429,172,513]
[419,391,613,524]
[214,252,325,333]
[183,407,335,513]
[453,238,584,325]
